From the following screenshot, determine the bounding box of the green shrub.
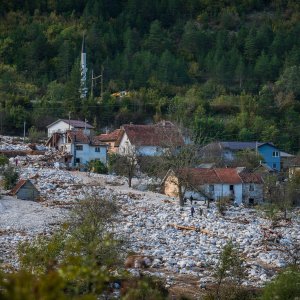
[2,166,19,190]
[260,267,300,300]
[28,126,46,143]
[88,160,108,174]
[0,155,8,167]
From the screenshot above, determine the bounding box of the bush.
[260,267,300,300]
[2,166,19,190]
[216,196,231,215]
[88,160,108,174]
[0,155,8,167]
[28,126,46,143]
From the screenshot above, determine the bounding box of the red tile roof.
[178,168,263,185]
[122,122,184,147]
[67,130,90,144]
[239,171,263,183]
[98,129,123,142]
[67,130,107,146]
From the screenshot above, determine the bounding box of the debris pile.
[0,163,299,288]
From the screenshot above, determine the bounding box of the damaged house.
[117,121,185,156]
[163,167,264,205]
[47,119,94,137]
[46,130,107,166]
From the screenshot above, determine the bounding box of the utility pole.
[100,65,104,101]
[23,121,26,142]
[91,65,103,102]
[68,111,71,130]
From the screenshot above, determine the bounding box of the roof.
[280,151,294,158]
[220,141,275,150]
[98,129,123,142]
[67,130,107,146]
[122,122,185,147]
[202,141,276,152]
[9,179,37,195]
[47,119,94,129]
[176,168,263,185]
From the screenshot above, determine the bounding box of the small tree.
[28,126,46,143]
[1,166,19,190]
[109,151,138,188]
[162,144,201,206]
[213,241,245,299]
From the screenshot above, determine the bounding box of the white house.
[163,167,263,205]
[46,130,107,166]
[118,121,185,156]
[47,119,94,137]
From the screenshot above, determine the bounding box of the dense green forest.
[0,0,300,152]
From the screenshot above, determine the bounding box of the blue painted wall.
[258,143,281,171]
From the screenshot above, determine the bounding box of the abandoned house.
[47,119,94,137]
[117,121,185,156]
[9,179,40,201]
[46,130,107,166]
[163,167,264,205]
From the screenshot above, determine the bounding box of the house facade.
[163,168,263,205]
[46,130,107,166]
[201,141,290,171]
[118,121,185,156]
[47,119,94,137]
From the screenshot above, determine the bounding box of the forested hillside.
[0,0,300,152]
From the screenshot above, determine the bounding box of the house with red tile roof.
[163,167,263,205]
[117,121,185,156]
[46,130,107,166]
[47,119,94,137]
[97,129,123,153]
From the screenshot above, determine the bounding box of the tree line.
[0,1,300,152]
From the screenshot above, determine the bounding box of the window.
[229,185,234,191]
[75,145,83,151]
[272,151,279,157]
[273,163,277,169]
[75,158,80,163]
[249,184,254,191]
[209,185,214,192]
[249,198,254,206]
[95,147,100,152]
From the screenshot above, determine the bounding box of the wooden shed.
[9,179,40,201]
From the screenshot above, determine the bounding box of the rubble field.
[0,160,299,296]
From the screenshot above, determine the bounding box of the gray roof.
[220,141,272,150]
[47,119,94,129]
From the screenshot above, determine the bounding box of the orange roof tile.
[123,123,184,147]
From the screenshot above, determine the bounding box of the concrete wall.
[164,177,249,205]
[72,144,107,165]
[242,183,264,204]
[48,121,73,137]
[118,132,164,156]
[48,121,91,137]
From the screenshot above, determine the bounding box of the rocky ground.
[0,158,299,298]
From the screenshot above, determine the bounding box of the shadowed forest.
[0,0,300,152]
